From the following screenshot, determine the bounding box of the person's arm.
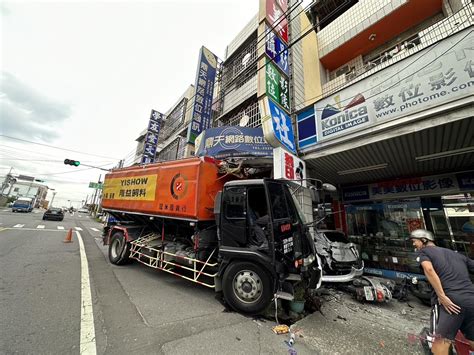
[420,260,461,315]
[466,255,474,273]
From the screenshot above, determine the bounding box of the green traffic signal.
[64,159,81,166]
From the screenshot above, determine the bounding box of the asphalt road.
[0,209,317,355]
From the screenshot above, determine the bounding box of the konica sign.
[297,28,474,150]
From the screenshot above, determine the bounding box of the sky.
[0,0,260,208]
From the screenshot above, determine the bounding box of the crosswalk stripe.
[75,227,83,231]
[37,225,45,229]
[57,226,65,230]
[13,224,24,228]
[91,228,99,232]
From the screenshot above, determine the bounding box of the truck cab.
[215,179,320,313]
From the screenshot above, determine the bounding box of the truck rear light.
[294,259,304,268]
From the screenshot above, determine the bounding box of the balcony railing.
[321,4,473,98]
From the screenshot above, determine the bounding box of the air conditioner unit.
[335,65,350,78]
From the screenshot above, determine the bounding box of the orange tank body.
[102,157,228,221]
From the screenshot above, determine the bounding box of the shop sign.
[261,97,296,154]
[266,60,290,112]
[342,185,370,201]
[457,171,474,190]
[273,147,306,187]
[187,46,218,144]
[195,126,273,159]
[364,267,426,280]
[342,172,471,201]
[266,0,288,43]
[297,28,474,149]
[265,28,289,76]
[141,109,164,164]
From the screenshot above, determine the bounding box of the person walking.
[410,229,474,355]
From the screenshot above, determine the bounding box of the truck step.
[274,291,294,301]
[284,273,301,281]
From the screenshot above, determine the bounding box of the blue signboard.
[141,109,164,164]
[187,46,218,144]
[456,171,474,190]
[364,267,425,281]
[196,126,273,159]
[265,29,289,77]
[267,98,296,154]
[297,106,317,149]
[342,185,370,201]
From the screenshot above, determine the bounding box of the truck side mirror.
[322,183,337,192]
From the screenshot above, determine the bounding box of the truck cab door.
[265,182,304,268]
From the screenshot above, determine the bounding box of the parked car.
[12,197,34,212]
[43,208,64,221]
[78,208,89,214]
[315,229,364,282]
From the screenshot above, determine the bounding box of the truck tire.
[108,232,130,265]
[222,261,273,314]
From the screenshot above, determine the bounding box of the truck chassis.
[129,233,219,289]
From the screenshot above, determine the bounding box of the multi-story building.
[296,0,474,274]
[131,0,473,277]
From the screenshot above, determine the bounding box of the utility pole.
[1,167,13,196]
[50,192,57,207]
[92,174,101,217]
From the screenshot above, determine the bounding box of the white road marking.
[2,209,8,212]
[13,224,24,228]
[90,228,100,232]
[37,225,45,229]
[76,231,97,355]
[75,227,83,231]
[57,226,65,230]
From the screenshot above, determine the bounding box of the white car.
[315,229,364,283]
[78,208,89,214]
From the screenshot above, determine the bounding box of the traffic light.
[64,159,80,167]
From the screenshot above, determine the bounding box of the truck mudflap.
[321,261,365,283]
[129,233,218,288]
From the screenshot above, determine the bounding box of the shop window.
[345,199,425,274]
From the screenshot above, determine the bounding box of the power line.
[141,0,320,161]
[0,134,121,160]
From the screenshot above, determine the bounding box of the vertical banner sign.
[187,46,218,144]
[141,109,163,164]
[265,28,289,76]
[261,98,296,153]
[266,60,290,111]
[266,0,288,43]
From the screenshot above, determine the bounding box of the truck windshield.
[267,182,303,224]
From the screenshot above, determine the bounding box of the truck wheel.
[108,232,130,265]
[222,261,273,314]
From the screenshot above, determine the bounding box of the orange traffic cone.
[63,228,73,243]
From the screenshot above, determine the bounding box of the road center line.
[76,231,97,355]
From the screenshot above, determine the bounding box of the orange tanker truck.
[102,156,324,314]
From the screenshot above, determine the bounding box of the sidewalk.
[291,288,430,354]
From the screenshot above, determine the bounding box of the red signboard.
[266,0,289,43]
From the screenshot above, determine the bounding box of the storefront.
[340,171,474,277]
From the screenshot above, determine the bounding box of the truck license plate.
[364,286,374,301]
